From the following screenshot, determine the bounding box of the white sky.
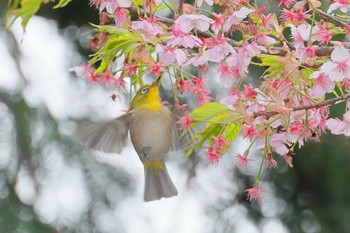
[0,16,292,233]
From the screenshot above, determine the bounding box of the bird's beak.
[151,77,161,87]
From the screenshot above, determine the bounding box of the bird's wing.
[73,114,129,154]
[169,106,194,151]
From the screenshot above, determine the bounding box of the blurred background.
[1,1,350,233]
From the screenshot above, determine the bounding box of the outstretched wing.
[74,115,129,154]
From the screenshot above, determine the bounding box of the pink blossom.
[70,64,99,82]
[149,62,165,76]
[217,62,235,87]
[236,154,253,169]
[206,147,221,163]
[245,184,264,201]
[327,0,350,14]
[270,133,290,155]
[310,71,335,98]
[177,111,193,130]
[326,107,350,136]
[196,0,213,7]
[132,20,165,37]
[212,135,230,152]
[155,44,187,66]
[114,8,127,28]
[223,7,254,32]
[211,13,224,35]
[190,77,212,105]
[175,14,213,33]
[312,23,332,45]
[167,24,203,48]
[290,24,311,46]
[125,64,137,75]
[90,0,131,13]
[242,125,257,141]
[178,78,190,93]
[254,34,276,46]
[244,84,257,98]
[265,153,278,169]
[278,0,294,8]
[207,40,235,62]
[185,50,211,67]
[220,90,240,108]
[320,46,350,82]
[281,8,311,24]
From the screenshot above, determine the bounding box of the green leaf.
[224,123,241,144]
[190,102,229,122]
[8,0,44,30]
[53,0,73,9]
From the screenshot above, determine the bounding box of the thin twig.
[254,93,350,118]
[178,0,184,15]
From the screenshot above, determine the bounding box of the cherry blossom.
[167,24,202,49]
[89,0,131,13]
[175,14,213,33]
[327,0,350,14]
[155,44,187,66]
[132,20,165,37]
[177,111,193,131]
[320,46,350,82]
[310,71,335,98]
[223,7,254,32]
[245,184,264,201]
[236,154,253,169]
[196,0,213,7]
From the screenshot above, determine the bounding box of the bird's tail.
[143,163,178,202]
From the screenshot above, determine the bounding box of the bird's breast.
[129,107,173,161]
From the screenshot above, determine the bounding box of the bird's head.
[130,77,162,110]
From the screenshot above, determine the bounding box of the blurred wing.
[74,115,129,154]
[169,106,194,151]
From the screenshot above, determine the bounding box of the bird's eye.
[141,87,149,94]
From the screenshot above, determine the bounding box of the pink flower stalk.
[320,46,350,82]
[242,125,257,141]
[196,0,213,7]
[177,111,193,131]
[90,0,131,13]
[310,71,335,98]
[327,0,350,14]
[245,184,264,201]
[211,13,224,35]
[236,154,253,169]
[132,19,165,37]
[149,62,165,76]
[155,44,187,66]
[175,14,213,33]
[223,7,254,32]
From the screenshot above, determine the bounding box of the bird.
[74,77,189,202]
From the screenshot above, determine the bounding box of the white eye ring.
[141,87,149,94]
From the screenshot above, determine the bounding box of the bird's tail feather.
[144,165,178,202]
